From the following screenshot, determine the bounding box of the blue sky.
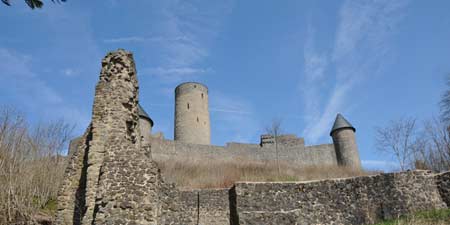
[1,0,449,171]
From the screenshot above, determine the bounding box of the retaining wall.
[233,170,447,225]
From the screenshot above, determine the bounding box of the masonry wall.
[437,171,450,207]
[149,137,338,167]
[232,170,447,225]
[174,82,211,145]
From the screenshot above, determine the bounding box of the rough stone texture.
[159,188,230,225]
[234,170,447,225]
[140,117,152,145]
[174,82,211,145]
[332,128,361,169]
[260,134,305,147]
[56,49,161,225]
[67,136,83,156]
[149,136,338,167]
[56,125,92,224]
[437,171,450,207]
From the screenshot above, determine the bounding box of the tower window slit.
[197,117,199,122]
[187,103,190,109]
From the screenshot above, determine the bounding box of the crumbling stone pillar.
[56,49,161,225]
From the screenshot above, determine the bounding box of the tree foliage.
[1,0,66,9]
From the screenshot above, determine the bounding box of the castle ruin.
[56,49,450,225]
[132,77,362,170]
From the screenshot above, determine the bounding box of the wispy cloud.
[0,49,63,105]
[62,68,80,77]
[210,92,259,144]
[302,0,409,143]
[140,0,233,83]
[143,67,212,83]
[0,48,88,127]
[102,36,189,44]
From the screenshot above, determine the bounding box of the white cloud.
[102,36,189,44]
[210,92,259,144]
[144,67,212,83]
[62,68,79,77]
[0,48,88,128]
[0,49,63,105]
[301,0,409,143]
[138,0,234,83]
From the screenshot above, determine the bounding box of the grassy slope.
[156,157,371,189]
[374,209,450,225]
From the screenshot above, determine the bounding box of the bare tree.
[265,118,283,176]
[375,117,417,171]
[412,117,450,171]
[0,107,74,224]
[440,75,450,127]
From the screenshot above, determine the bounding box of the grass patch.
[374,209,450,225]
[156,157,372,189]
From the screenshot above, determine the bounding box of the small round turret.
[330,113,361,169]
[138,104,153,144]
[174,82,211,145]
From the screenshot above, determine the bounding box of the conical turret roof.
[330,113,355,136]
[138,104,154,127]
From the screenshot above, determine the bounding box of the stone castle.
[130,80,361,170]
[56,49,450,225]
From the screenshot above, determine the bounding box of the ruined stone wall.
[153,170,450,225]
[149,137,338,167]
[56,49,162,225]
[175,189,230,225]
[437,171,450,207]
[139,117,152,144]
[233,170,447,225]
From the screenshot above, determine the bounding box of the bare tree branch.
[265,118,283,176]
[375,117,417,171]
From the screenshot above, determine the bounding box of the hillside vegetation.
[374,209,450,225]
[0,108,72,224]
[157,157,370,189]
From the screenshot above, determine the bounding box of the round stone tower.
[138,104,153,145]
[174,82,211,145]
[330,113,361,169]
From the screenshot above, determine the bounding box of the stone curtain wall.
[233,170,447,225]
[149,137,338,167]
